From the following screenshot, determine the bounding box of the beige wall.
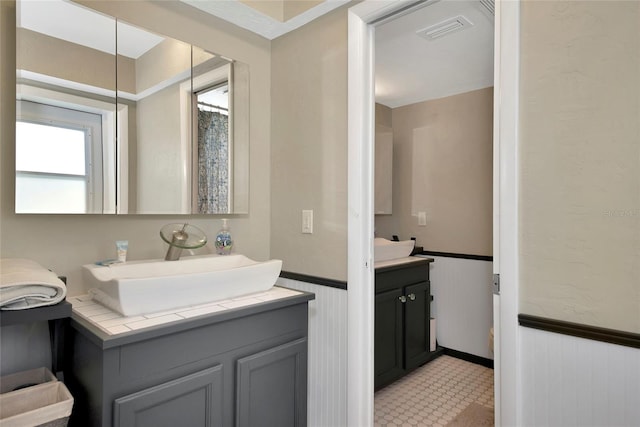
[134,38,190,95]
[17,28,116,91]
[239,0,322,22]
[1,0,272,296]
[271,7,348,281]
[376,88,494,256]
[520,1,640,333]
[375,103,392,128]
[136,85,185,212]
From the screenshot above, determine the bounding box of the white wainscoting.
[427,255,494,359]
[277,278,348,427]
[520,326,640,427]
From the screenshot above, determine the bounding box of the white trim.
[17,70,116,99]
[16,84,117,214]
[347,7,375,425]
[494,0,520,425]
[349,0,520,425]
[180,0,350,40]
[348,2,436,424]
[117,69,190,102]
[116,104,128,214]
[178,79,192,214]
[102,107,117,214]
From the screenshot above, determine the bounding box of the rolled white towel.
[0,258,67,310]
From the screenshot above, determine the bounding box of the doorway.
[347,0,521,426]
[373,1,494,424]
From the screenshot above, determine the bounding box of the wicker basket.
[0,370,73,427]
[0,367,56,394]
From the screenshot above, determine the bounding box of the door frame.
[347,1,521,425]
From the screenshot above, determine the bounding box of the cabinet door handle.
[408,293,416,301]
[398,295,407,303]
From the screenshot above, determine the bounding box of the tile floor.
[374,355,494,426]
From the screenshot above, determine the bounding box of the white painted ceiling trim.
[179,0,350,40]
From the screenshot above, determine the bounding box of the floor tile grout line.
[374,355,494,426]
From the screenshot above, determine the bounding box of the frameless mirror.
[15,0,249,214]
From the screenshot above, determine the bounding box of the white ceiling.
[179,0,494,108]
[18,0,164,59]
[20,0,493,108]
[375,0,494,108]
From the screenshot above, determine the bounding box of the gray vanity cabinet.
[374,258,434,390]
[65,292,313,427]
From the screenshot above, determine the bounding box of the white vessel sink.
[83,254,283,316]
[374,238,415,262]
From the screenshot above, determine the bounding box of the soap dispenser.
[215,219,233,255]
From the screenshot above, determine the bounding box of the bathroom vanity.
[64,287,314,427]
[374,256,437,390]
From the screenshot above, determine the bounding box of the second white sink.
[83,254,283,316]
[374,238,415,262]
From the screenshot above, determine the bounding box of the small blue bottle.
[215,219,233,255]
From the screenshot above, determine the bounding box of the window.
[16,100,103,213]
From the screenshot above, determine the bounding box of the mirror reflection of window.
[196,82,230,214]
[16,0,250,215]
[16,101,103,213]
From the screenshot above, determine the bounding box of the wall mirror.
[15,0,249,215]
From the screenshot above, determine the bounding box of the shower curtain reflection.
[197,109,229,213]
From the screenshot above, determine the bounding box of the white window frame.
[16,82,119,213]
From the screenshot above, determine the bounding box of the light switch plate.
[302,210,313,234]
[418,211,427,226]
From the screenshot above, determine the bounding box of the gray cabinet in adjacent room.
[65,290,314,427]
[374,258,437,390]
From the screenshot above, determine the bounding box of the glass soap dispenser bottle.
[215,219,233,255]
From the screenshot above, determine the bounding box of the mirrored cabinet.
[15,0,249,215]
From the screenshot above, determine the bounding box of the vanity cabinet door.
[404,281,431,371]
[236,338,308,427]
[374,288,404,390]
[113,365,223,427]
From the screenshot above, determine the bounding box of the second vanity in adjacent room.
[374,251,437,391]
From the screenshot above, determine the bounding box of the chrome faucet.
[160,223,208,261]
[165,224,189,261]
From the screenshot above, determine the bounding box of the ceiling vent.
[479,0,495,16]
[416,15,474,41]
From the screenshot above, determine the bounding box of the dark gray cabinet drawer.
[375,260,430,294]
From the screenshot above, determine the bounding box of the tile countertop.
[374,255,434,271]
[69,286,304,338]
